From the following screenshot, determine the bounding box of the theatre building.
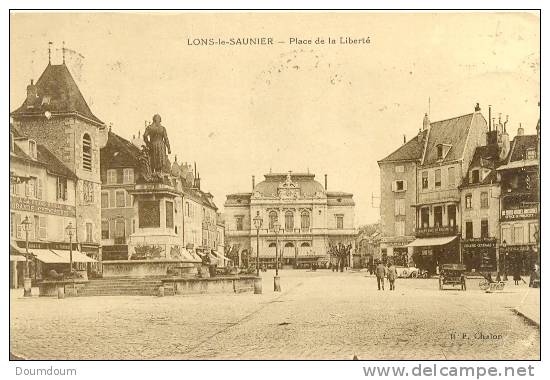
[408,105,488,273]
[10,124,96,288]
[224,172,356,269]
[497,125,539,274]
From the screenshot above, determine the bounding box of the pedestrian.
[513,264,521,286]
[387,263,398,290]
[375,261,386,290]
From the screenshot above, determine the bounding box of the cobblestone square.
[10,271,539,360]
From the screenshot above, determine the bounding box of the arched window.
[285,211,294,231]
[284,242,294,248]
[268,242,277,248]
[82,133,92,171]
[269,211,278,230]
[300,242,310,247]
[301,211,310,230]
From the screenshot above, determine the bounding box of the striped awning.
[32,249,97,264]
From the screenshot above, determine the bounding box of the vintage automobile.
[439,263,467,291]
[394,265,420,278]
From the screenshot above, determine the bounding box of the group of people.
[374,261,398,291]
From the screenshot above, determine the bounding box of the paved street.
[10,271,539,360]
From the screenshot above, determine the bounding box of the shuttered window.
[82,134,92,171]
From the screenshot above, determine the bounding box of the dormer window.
[28,140,37,159]
[437,145,443,159]
[41,96,51,106]
[471,169,480,184]
[436,144,452,160]
[526,148,537,160]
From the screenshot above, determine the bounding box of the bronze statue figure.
[143,114,171,174]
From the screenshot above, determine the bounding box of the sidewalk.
[512,287,540,327]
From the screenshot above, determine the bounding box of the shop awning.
[406,236,457,247]
[212,251,232,262]
[51,250,97,263]
[10,255,26,262]
[30,249,68,263]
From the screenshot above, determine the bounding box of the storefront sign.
[14,240,78,251]
[81,244,100,253]
[462,238,497,249]
[415,225,458,238]
[501,245,536,254]
[501,207,538,221]
[10,196,76,217]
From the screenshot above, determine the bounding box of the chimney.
[417,128,423,143]
[403,135,406,144]
[517,123,524,136]
[422,113,430,131]
[252,175,256,190]
[324,174,328,191]
[499,127,510,161]
[26,79,38,107]
[196,172,201,190]
[488,105,492,131]
[475,102,481,112]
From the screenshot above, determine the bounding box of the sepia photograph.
[8,10,540,365]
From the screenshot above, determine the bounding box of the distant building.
[356,229,381,268]
[497,125,539,274]
[10,60,106,269]
[224,172,356,269]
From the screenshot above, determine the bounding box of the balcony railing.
[417,189,460,205]
[415,225,458,238]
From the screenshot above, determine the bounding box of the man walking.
[375,261,386,290]
[387,263,398,290]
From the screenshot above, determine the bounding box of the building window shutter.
[391,181,396,192]
[39,216,47,239]
[37,178,43,200]
[403,180,407,191]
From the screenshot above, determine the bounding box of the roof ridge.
[430,112,474,125]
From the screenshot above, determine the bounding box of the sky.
[10,12,540,225]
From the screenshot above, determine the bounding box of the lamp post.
[253,212,263,277]
[273,220,281,292]
[65,222,75,275]
[21,216,32,297]
[501,240,508,281]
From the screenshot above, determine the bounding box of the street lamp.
[501,240,508,281]
[253,212,263,277]
[21,216,32,297]
[65,222,76,275]
[273,220,281,292]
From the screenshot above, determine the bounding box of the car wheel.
[411,271,418,278]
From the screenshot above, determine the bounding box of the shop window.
[465,221,473,239]
[513,226,524,244]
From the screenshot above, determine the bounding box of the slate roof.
[378,130,427,163]
[10,124,76,180]
[508,135,538,162]
[422,113,480,165]
[11,63,104,126]
[100,130,141,169]
[254,173,325,198]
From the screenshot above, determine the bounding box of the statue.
[143,114,171,174]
